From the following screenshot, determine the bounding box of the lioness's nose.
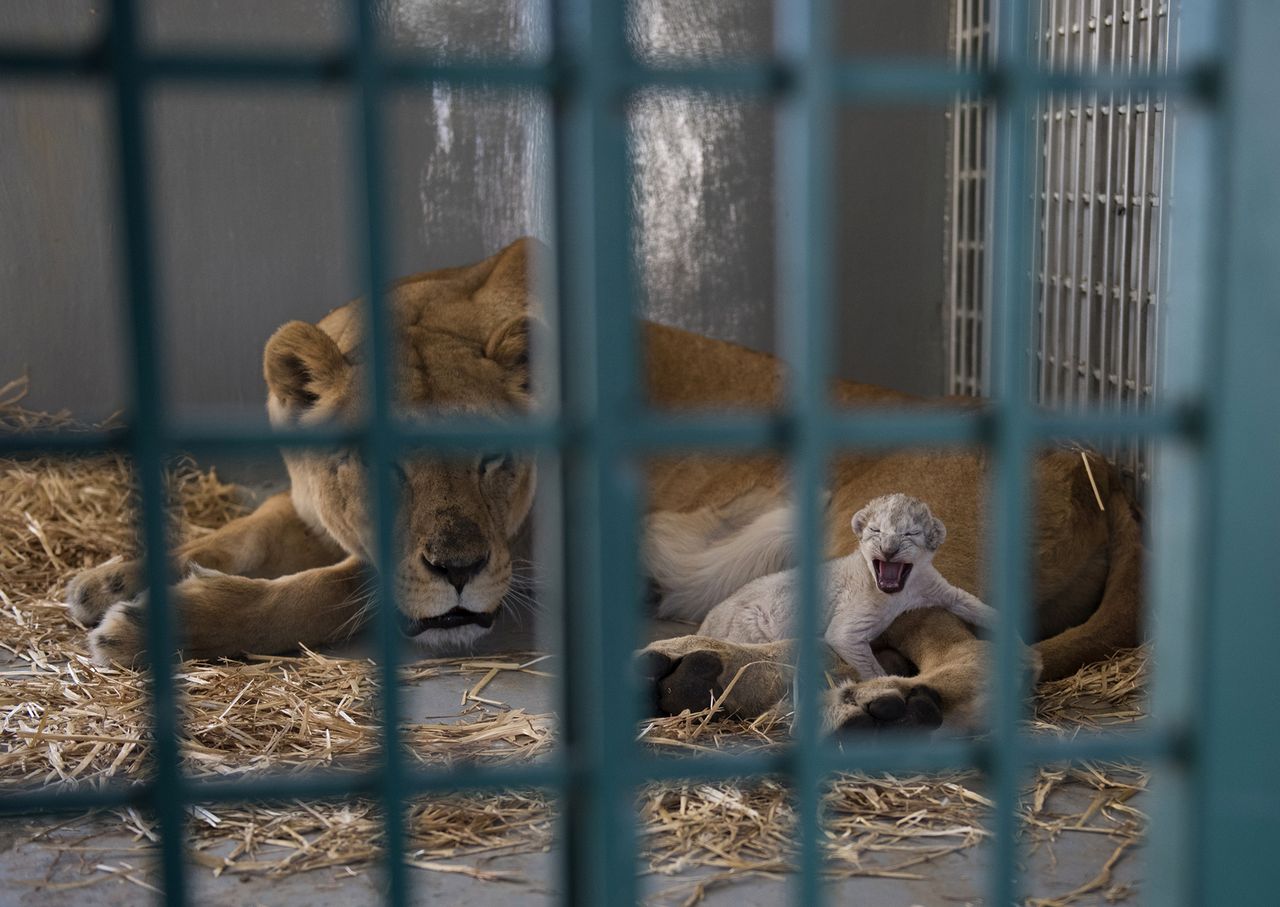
[421,553,489,594]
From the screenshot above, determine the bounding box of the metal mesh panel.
[947,0,995,397]
[1032,0,1175,492]
[948,0,1175,495]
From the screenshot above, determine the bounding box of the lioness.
[65,238,1142,732]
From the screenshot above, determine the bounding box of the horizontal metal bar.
[171,418,565,453]
[0,44,1220,103]
[0,403,1204,459]
[1024,726,1185,766]
[1034,402,1202,443]
[627,414,787,451]
[0,44,559,89]
[0,725,1176,818]
[0,429,131,456]
[828,409,990,448]
[0,782,144,816]
[637,750,791,784]
[186,762,563,803]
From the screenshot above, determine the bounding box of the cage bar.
[0,1,1245,906]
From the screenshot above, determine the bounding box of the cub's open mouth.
[873,559,912,594]
[401,606,495,636]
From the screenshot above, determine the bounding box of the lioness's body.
[67,239,1142,732]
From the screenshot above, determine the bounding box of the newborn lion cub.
[699,493,997,679]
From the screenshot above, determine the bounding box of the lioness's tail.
[1035,486,1145,681]
[644,492,798,623]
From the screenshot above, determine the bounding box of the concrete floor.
[0,622,1145,906]
[0,470,1145,904]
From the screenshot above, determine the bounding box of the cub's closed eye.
[867,526,880,534]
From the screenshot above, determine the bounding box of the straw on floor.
[0,377,1147,904]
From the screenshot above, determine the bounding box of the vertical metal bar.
[349,3,406,904]
[1129,2,1153,488]
[979,0,997,397]
[1079,0,1102,408]
[1096,2,1118,410]
[1064,0,1086,408]
[552,0,640,903]
[1112,0,1135,424]
[974,0,991,396]
[776,0,834,902]
[1049,0,1071,406]
[989,0,1035,904]
[1198,0,1280,902]
[1147,3,1173,401]
[1147,6,1209,905]
[106,2,188,902]
[950,0,970,395]
[1036,0,1055,403]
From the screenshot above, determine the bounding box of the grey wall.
[0,0,952,424]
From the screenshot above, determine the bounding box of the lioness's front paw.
[88,599,147,667]
[65,558,142,626]
[825,676,944,735]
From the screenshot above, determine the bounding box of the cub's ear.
[263,321,349,411]
[924,514,947,551]
[851,507,870,537]
[484,314,547,394]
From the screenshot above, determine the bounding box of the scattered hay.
[0,381,1149,902]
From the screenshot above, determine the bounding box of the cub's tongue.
[873,559,912,593]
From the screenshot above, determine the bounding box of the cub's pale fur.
[695,494,996,680]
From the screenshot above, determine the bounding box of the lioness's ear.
[484,314,547,394]
[264,321,349,410]
[925,515,946,550]
[851,507,869,537]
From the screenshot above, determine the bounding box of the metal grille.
[949,0,1175,494]
[947,0,995,397]
[1032,0,1175,492]
[1,1,1278,906]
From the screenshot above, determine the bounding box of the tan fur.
[66,238,1143,732]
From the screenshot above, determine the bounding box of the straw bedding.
[0,377,1147,903]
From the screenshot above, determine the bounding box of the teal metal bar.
[347,2,409,904]
[0,5,1250,907]
[988,1,1037,904]
[775,0,836,903]
[1196,0,1280,904]
[549,0,642,903]
[105,0,189,902]
[0,402,1205,461]
[0,42,1219,105]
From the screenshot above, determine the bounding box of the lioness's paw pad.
[88,600,147,667]
[65,559,141,626]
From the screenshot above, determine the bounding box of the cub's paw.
[65,558,142,627]
[636,636,790,719]
[88,598,148,667]
[825,676,944,735]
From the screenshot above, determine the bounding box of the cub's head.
[263,238,542,650]
[850,493,946,594]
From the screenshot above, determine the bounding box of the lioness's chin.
[406,623,492,652]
